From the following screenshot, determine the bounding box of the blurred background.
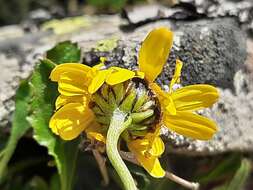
[0,0,253,190]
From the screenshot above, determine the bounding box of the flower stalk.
[119,151,199,190]
[106,108,137,190]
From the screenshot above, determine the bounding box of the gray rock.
[162,18,247,89]
[178,0,253,33]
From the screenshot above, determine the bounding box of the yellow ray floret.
[163,111,217,140]
[128,133,165,178]
[138,27,173,82]
[49,102,94,140]
[150,59,219,140]
[55,95,87,110]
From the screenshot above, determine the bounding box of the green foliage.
[46,41,81,64]
[26,40,82,189]
[0,81,32,181]
[0,41,82,190]
[26,176,49,190]
[110,162,176,190]
[49,173,61,190]
[213,159,251,190]
[87,0,127,10]
[197,153,242,185]
[27,59,80,190]
[0,0,56,25]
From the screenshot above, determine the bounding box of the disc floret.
[90,78,161,137]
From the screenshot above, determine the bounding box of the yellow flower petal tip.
[164,111,218,140]
[170,59,183,90]
[147,158,166,178]
[88,70,112,94]
[87,131,106,144]
[139,27,174,82]
[106,67,135,85]
[172,84,219,111]
[135,71,145,79]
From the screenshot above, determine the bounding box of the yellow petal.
[128,139,165,178]
[49,103,94,140]
[135,71,145,79]
[170,59,183,92]
[172,84,219,111]
[137,155,165,178]
[50,63,91,81]
[106,67,135,85]
[58,72,89,96]
[139,27,173,82]
[149,83,176,115]
[92,63,105,70]
[149,83,167,100]
[85,121,106,143]
[163,111,218,140]
[127,134,165,157]
[165,96,176,115]
[145,135,165,157]
[128,138,148,154]
[55,95,87,110]
[87,132,106,143]
[88,70,112,94]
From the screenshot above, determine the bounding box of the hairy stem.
[106,109,137,190]
[119,151,199,190]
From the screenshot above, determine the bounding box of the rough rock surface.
[0,13,252,155]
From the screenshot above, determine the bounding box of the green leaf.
[46,41,81,64]
[0,81,32,181]
[0,41,81,187]
[197,154,241,184]
[127,163,151,189]
[116,162,175,190]
[27,59,79,190]
[87,0,127,10]
[27,176,49,190]
[49,173,61,190]
[213,159,251,190]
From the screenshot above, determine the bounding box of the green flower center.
[89,78,161,137]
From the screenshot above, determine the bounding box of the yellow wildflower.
[49,27,219,181]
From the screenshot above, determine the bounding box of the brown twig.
[92,149,110,186]
[119,151,199,190]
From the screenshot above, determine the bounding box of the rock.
[122,1,253,35]
[84,18,247,90]
[177,0,253,33]
[162,18,247,89]
[0,14,252,155]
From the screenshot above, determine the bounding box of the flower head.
[49,27,219,179]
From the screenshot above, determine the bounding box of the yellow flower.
[49,27,219,179]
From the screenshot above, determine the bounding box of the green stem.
[106,109,137,190]
[0,141,16,181]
